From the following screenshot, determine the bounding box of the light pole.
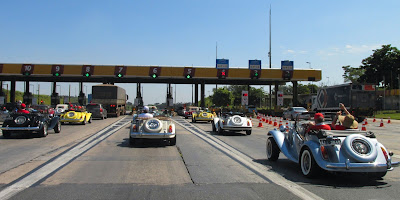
[306,62,312,69]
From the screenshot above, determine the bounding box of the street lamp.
[306,62,312,69]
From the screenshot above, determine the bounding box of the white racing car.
[212,112,252,135]
[129,114,176,146]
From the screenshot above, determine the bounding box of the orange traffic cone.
[380,119,384,127]
[372,117,376,122]
[286,120,289,129]
[388,117,391,124]
[361,121,367,131]
[257,119,263,127]
[257,114,260,120]
[364,118,368,125]
[273,117,278,126]
[278,118,282,127]
[266,115,269,123]
[269,117,273,125]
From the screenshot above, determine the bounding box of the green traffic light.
[54,72,60,77]
[84,73,90,77]
[255,72,258,76]
[152,74,157,78]
[24,72,30,76]
[117,73,122,78]
[186,74,191,79]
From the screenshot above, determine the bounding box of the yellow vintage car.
[192,110,214,123]
[60,109,92,125]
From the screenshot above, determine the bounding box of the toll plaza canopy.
[0,63,321,84]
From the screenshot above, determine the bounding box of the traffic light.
[22,72,31,76]
[243,93,248,97]
[283,71,292,80]
[185,74,192,79]
[116,73,123,78]
[252,70,260,79]
[84,72,91,77]
[218,70,226,79]
[53,72,61,77]
[151,73,158,78]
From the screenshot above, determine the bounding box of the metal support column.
[10,80,16,103]
[23,81,33,105]
[51,81,59,106]
[292,81,298,107]
[200,82,205,108]
[195,83,199,106]
[274,82,278,110]
[0,81,4,96]
[78,82,86,105]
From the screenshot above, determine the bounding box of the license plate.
[319,138,341,145]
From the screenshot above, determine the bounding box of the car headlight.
[68,112,75,117]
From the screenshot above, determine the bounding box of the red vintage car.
[184,106,200,119]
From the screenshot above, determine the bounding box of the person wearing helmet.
[17,103,30,114]
[138,106,153,118]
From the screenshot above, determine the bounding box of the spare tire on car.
[342,134,377,163]
[143,119,163,133]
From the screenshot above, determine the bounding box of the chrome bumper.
[130,132,175,139]
[1,126,40,131]
[222,126,252,131]
[60,118,84,122]
[325,158,399,171]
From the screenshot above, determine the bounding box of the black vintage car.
[1,111,61,138]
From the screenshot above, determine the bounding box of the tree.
[342,65,365,83]
[359,45,400,89]
[212,87,233,107]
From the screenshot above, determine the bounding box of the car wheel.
[212,122,216,132]
[61,122,65,125]
[88,117,92,123]
[2,131,11,138]
[101,115,105,120]
[54,121,61,133]
[39,123,48,137]
[218,126,224,135]
[185,116,188,119]
[143,119,162,133]
[300,148,321,178]
[291,115,294,121]
[81,117,86,125]
[169,136,176,146]
[193,117,196,123]
[266,138,280,161]
[246,130,252,135]
[342,134,377,163]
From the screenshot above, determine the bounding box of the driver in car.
[306,113,331,133]
[17,103,30,114]
[138,106,153,119]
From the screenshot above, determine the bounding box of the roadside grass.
[374,110,400,120]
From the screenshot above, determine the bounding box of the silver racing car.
[266,117,399,179]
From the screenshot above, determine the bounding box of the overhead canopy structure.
[0,63,321,84]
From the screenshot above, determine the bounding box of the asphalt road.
[0,115,399,200]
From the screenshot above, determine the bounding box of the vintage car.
[212,112,252,135]
[184,106,200,119]
[266,116,399,179]
[55,104,69,116]
[192,110,214,123]
[129,114,176,146]
[60,109,92,125]
[1,111,61,138]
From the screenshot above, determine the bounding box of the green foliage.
[212,87,233,107]
[359,44,400,89]
[342,65,365,83]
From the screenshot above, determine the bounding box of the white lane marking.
[173,119,323,200]
[0,117,131,200]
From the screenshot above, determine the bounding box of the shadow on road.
[118,138,170,149]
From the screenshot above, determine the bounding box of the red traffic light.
[221,71,226,76]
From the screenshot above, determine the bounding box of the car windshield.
[293,107,307,112]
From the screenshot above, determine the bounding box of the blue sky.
[1,0,399,104]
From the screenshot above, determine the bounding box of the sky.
[1,0,399,105]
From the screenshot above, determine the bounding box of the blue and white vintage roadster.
[266,117,399,179]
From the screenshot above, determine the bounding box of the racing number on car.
[51,65,64,74]
[149,67,161,76]
[21,64,35,74]
[82,65,94,76]
[114,66,126,76]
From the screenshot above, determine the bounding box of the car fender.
[268,129,298,163]
[86,112,92,120]
[48,116,60,129]
[213,117,221,129]
[300,140,326,168]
